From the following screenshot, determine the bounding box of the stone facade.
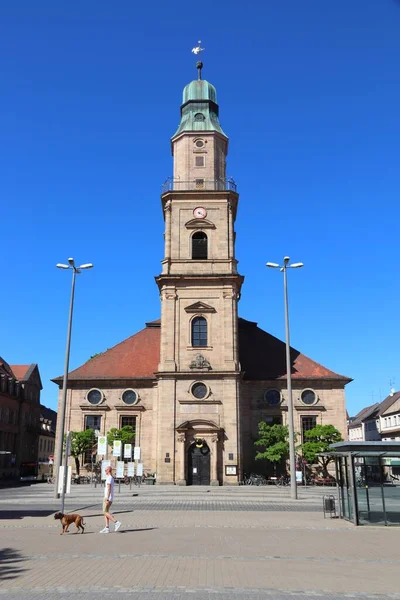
[53,65,350,485]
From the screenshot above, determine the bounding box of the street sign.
[57,466,72,494]
[133,446,141,460]
[97,436,107,456]
[127,462,135,477]
[116,461,124,478]
[137,462,143,476]
[113,440,122,457]
[124,443,132,459]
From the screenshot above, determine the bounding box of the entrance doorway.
[187,442,210,485]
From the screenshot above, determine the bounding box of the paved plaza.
[0,484,399,600]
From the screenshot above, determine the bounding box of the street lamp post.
[266,256,303,500]
[54,258,93,510]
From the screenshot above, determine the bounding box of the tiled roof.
[10,365,31,381]
[348,403,380,428]
[0,357,14,378]
[238,318,352,382]
[53,317,351,384]
[377,391,400,416]
[53,321,161,382]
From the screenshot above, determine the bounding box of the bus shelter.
[325,441,400,526]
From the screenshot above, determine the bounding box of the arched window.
[192,316,207,347]
[192,232,208,259]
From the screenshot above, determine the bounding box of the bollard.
[323,495,336,518]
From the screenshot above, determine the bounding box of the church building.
[53,59,350,485]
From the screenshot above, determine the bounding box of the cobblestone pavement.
[0,485,399,599]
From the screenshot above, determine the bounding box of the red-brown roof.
[53,321,161,381]
[238,318,351,382]
[53,317,351,384]
[9,365,31,381]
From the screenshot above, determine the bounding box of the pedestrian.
[100,465,121,533]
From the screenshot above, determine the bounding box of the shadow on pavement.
[0,509,55,519]
[119,528,156,533]
[0,547,27,581]
[82,509,134,518]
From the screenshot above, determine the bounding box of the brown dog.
[54,511,85,534]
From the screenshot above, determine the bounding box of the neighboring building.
[0,357,42,479]
[378,392,400,441]
[38,405,57,466]
[53,60,351,485]
[348,392,400,442]
[348,403,380,442]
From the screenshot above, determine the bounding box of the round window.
[87,389,102,405]
[195,139,205,148]
[122,389,138,405]
[264,389,281,405]
[301,389,317,405]
[191,382,208,399]
[194,113,205,122]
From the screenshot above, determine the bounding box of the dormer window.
[192,231,207,259]
[194,114,205,122]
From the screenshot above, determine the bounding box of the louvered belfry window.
[192,231,208,259]
[192,316,207,347]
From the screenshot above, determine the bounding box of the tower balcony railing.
[161,177,237,194]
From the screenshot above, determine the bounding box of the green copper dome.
[182,79,217,104]
[172,66,227,138]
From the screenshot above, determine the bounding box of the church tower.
[155,59,244,485]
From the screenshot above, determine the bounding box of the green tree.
[254,422,290,465]
[300,424,343,476]
[69,430,96,475]
[107,426,135,451]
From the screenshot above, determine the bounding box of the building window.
[85,415,101,431]
[122,389,139,405]
[120,416,137,431]
[192,231,208,259]
[195,155,204,167]
[301,415,317,442]
[300,389,317,406]
[264,389,281,406]
[264,415,282,425]
[192,316,207,347]
[84,415,101,464]
[191,382,208,399]
[195,178,204,189]
[86,389,103,405]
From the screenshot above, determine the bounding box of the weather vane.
[191,40,205,56]
[192,40,205,79]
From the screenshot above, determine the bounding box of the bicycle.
[275,475,290,487]
[243,473,267,486]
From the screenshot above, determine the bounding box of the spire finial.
[191,40,205,80]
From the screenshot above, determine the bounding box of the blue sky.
[1,0,399,415]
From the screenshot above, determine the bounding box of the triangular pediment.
[184,301,216,313]
[185,218,215,229]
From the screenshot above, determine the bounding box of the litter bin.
[323,495,336,518]
[144,477,156,485]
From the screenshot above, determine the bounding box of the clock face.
[193,206,207,219]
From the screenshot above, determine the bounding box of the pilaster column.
[164,200,172,263]
[210,434,219,486]
[176,434,186,485]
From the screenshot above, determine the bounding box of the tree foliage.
[300,424,343,475]
[254,422,290,463]
[69,429,96,475]
[106,426,136,447]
